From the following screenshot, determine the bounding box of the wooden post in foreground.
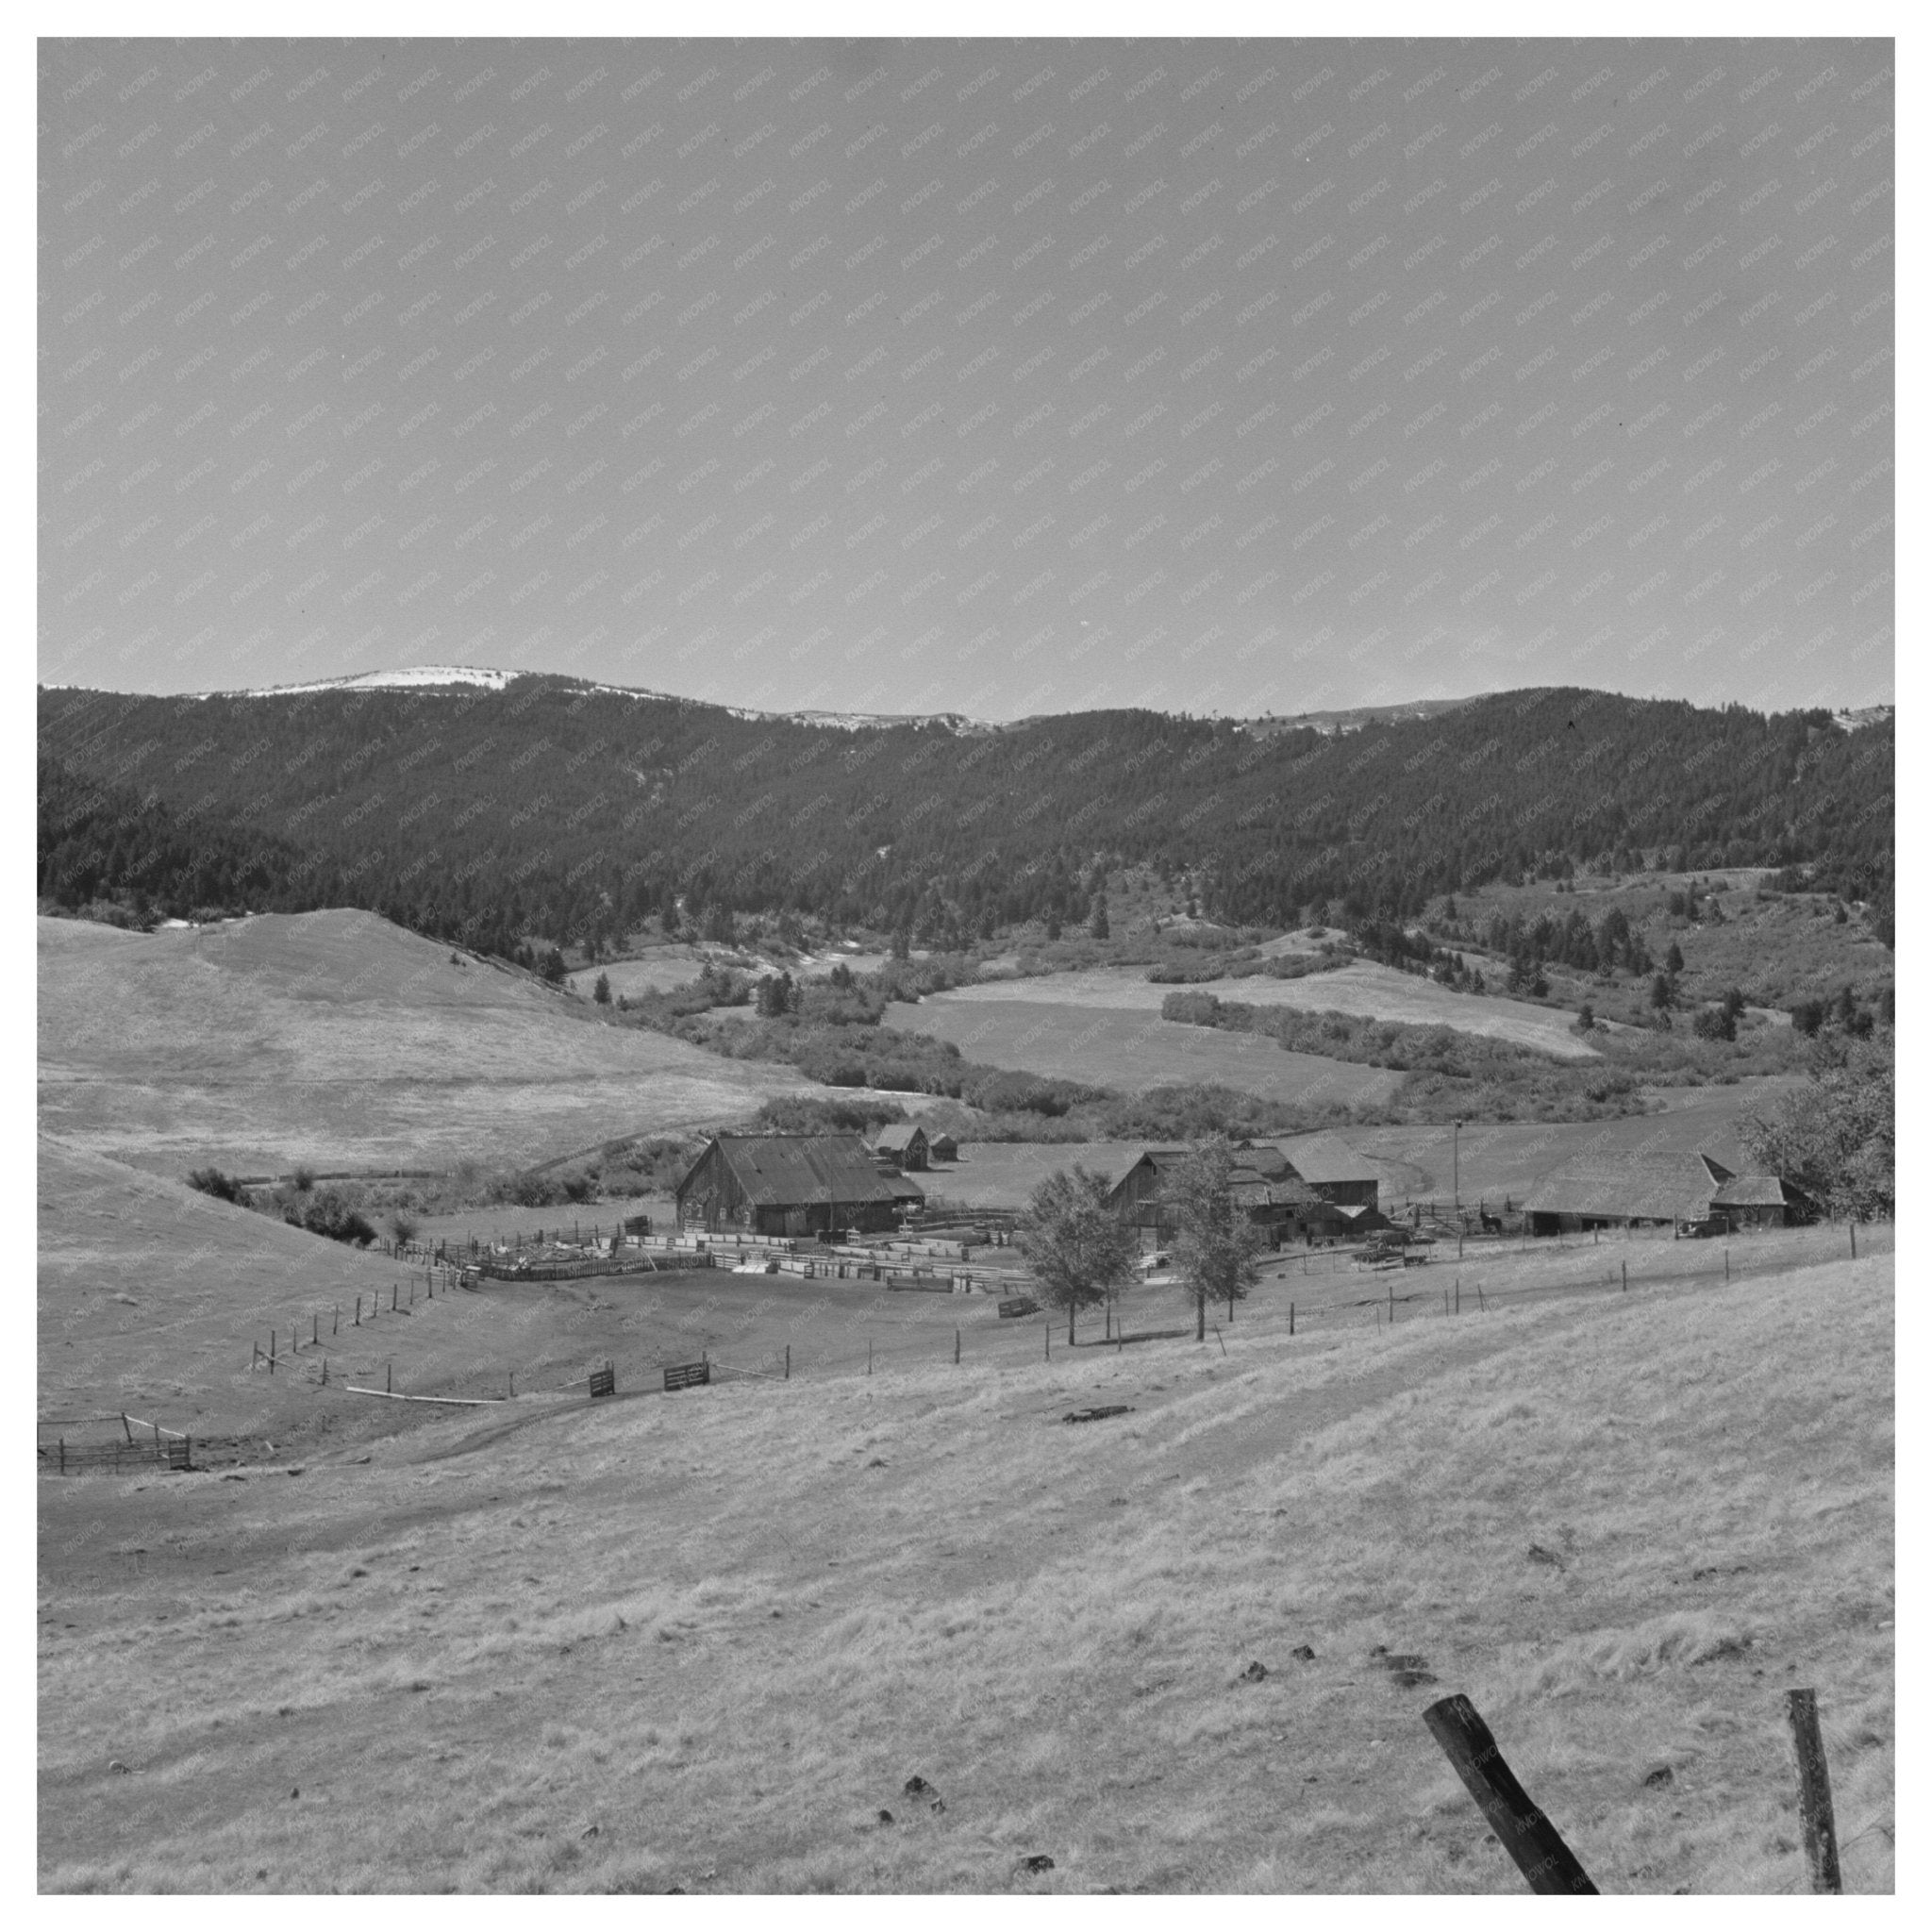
[1849,1223,1857,1259]
[784,1344,790,1381]
[1785,1689,1842,1894]
[1422,1694,1598,1894]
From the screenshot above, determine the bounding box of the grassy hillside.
[38,910,813,1175]
[39,1242,1891,1892]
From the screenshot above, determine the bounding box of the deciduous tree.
[1017,1166,1138,1344]
[1167,1136,1263,1341]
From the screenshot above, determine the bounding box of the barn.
[1108,1145,1364,1251]
[926,1131,959,1162]
[675,1134,914,1238]
[1522,1151,1736,1235]
[1274,1132,1382,1209]
[871,1122,930,1172]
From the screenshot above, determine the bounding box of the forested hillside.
[39,678,1892,958]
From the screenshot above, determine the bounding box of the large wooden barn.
[1107,1140,1381,1251]
[1521,1151,1736,1235]
[675,1134,914,1238]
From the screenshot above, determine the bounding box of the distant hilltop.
[167,664,992,733]
[44,664,1890,741]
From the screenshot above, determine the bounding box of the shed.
[1710,1173,1817,1229]
[675,1134,913,1239]
[1522,1151,1735,1235]
[871,1122,931,1172]
[926,1131,959,1162]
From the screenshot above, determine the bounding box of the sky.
[38,32,1895,721]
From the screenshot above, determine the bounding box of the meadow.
[898,999,1402,1109]
[39,911,812,1178]
[922,963,1601,1061]
[40,1238,1892,1893]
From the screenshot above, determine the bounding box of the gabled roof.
[1522,1151,1736,1222]
[1230,1176,1324,1210]
[872,1123,928,1153]
[1280,1132,1379,1186]
[1234,1143,1292,1179]
[1711,1174,1806,1208]
[676,1134,907,1208]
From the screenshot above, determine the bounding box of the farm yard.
[39,1235,1892,1892]
[921,962,1604,1061]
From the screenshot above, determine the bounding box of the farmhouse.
[675,1134,914,1238]
[870,1122,930,1172]
[1521,1151,1737,1235]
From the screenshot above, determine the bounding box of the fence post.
[1849,1223,1857,1258]
[1455,1278,1459,1314]
[313,1313,319,1344]
[121,1412,132,1444]
[1422,1694,1598,1894]
[1290,1300,1295,1336]
[269,1331,276,1373]
[355,1295,361,1327]
[1622,1261,1627,1292]
[955,1327,960,1365]
[1476,1286,1486,1311]
[334,1305,340,1335]
[509,1370,515,1397]
[386,1362,392,1394]
[785,1344,791,1381]
[1044,1322,1050,1361]
[1785,1689,1843,1893]
[58,1438,65,1475]
[392,1283,398,1311]
[1388,1282,1394,1325]
[322,1354,328,1386]
[868,1339,874,1376]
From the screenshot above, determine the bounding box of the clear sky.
[39,32,1894,720]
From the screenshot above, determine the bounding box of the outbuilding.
[675,1134,914,1239]
[871,1122,930,1172]
[1522,1151,1736,1235]
[1709,1173,1818,1230]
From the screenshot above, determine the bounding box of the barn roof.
[677,1135,908,1208]
[1280,1132,1379,1186]
[872,1123,928,1153]
[1230,1176,1325,1210]
[1711,1174,1804,1208]
[1522,1151,1736,1222]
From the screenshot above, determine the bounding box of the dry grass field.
[39,1238,1891,1893]
[904,999,1403,1108]
[39,912,813,1176]
[922,962,1601,1060]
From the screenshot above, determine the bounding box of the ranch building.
[870,1122,930,1172]
[1273,1132,1382,1209]
[675,1134,914,1239]
[1709,1173,1820,1230]
[1108,1141,1384,1251]
[1522,1151,1749,1235]
[926,1131,959,1162]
